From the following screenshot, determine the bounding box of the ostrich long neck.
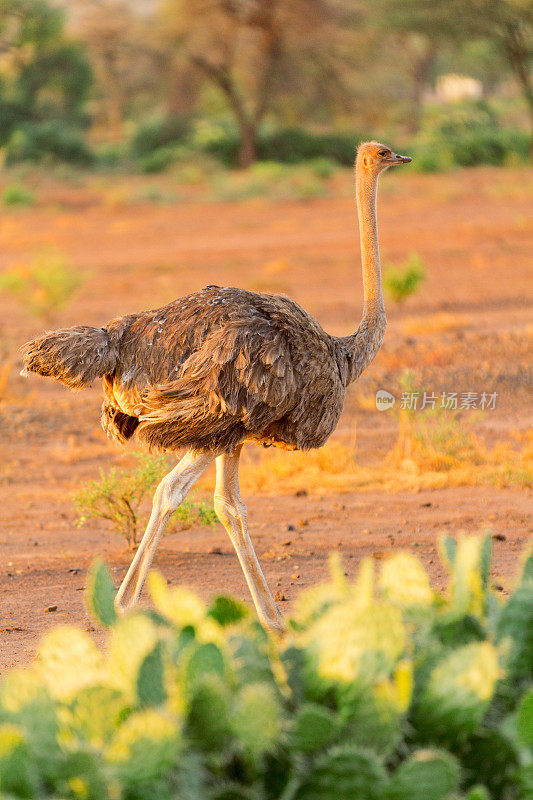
[357,167,384,320]
[338,164,387,385]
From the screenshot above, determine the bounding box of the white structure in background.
[436,74,483,103]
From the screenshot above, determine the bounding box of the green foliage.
[383,253,426,304]
[385,749,460,800]
[209,160,334,202]
[208,596,250,626]
[131,114,192,158]
[258,128,361,166]
[138,146,179,174]
[94,141,129,170]
[294,745,388,800]
[290,704,338,752]
[73,453,217,548]
[391,371,487,473]
[1,535,532,799]
[85,560,117,627]
[413,101,530,171]
[203,126,364,167]
[5,121,93,166]
[0,0,92,155]
[137,642,167,708]
[0,250,82,319]
[2,184,35,207]
[308,156,340,178]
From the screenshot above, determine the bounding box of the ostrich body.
[22,142,411,630]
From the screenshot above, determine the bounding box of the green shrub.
[5,121,93,166]
[390,371,486,473]
[1,536,532,799]
[308,156,339,179]
[132,185,181,204]
[259,128,359,165]
[0,250,82,318]
[413,101,530,170]
[95,141,128,169]
[73,453,217,548]
[383,253,426,304]
[131,114,192,158]
[2,184,35,207]
[203,126,365,167]
[138,146,178,174]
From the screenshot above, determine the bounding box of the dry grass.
[403,312,466,336]
[0,333,18,400]
[228,428,533,496]
[238,441,363,495]
[0,352,13,400]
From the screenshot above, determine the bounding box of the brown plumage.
[25,288,354,452]
[21,141,412,630]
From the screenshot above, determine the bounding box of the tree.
[370,0,533,151]
[0,0,92,145]
[73,0,169,137]
[160,0,356,167]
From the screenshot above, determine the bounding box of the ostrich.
[22,141,411,631]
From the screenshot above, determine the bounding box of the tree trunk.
[237,119,257,168]
[502,23,533,159]
[408,42,437,135]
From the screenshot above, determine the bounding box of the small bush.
[384,253,426,304]
[132,185,180,204]
[2,184,35,207]
[209,162,331,202]
[0,250,82,319]
[290,171,327,199]
[390,371,486,473]
[131,114,192,158]
[0,536,532,799]
[73,453,216,548]
[5,121,93,166]
[259,128,360,165]
[413,101,530,170]
[95,141,128,169]
[203,126,364,167]
[138,146,178,174]
[309,156,339,178]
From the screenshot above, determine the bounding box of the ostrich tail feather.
[21,325,118,389]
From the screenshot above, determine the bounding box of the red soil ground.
[1,165,532,671]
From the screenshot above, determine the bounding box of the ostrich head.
[357,141,412,173]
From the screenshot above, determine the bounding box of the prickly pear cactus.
[208,595,250,626]
[186,674,231,750]
[384,749,460,800]
[85,559,117,627]
[517,689,533,747]
[294,744,387,800]
[105,708,180,784]
[289,703,338,752]
[415,642,500,739]
[497,582,533,682]
[137,641,167,708]
[379,553,434,608]
[1,536,532,800]
[0,724,38,798]
[231,683,281,759]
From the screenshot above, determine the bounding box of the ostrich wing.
[108,286,328,453]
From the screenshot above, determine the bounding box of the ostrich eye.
[378,149,388,156]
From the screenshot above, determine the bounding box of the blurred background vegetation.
[0,0,531,174]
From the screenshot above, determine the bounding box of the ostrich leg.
[115,449,214,611]
[214,445,285,632]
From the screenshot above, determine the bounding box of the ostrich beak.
[388,153,412,165]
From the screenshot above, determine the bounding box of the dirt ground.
[1,165,532,672]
